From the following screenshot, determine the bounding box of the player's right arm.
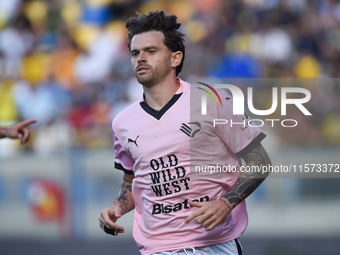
[99,173,135,236]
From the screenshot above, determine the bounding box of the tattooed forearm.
[113,175,135,214]
[221,143,271,209]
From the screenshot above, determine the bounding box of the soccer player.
[0,119,37,145]
[99,10,271,255]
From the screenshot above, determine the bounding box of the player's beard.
[134,62,172,88]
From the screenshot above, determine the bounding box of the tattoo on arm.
[242,143,271,168]
[114,177,134,214]
[222,143,271,210]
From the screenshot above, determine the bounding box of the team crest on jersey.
[179,122,201,138]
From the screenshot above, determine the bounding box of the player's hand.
[3,119,37,144]
[98,204,125,236]
[184,198,232,231]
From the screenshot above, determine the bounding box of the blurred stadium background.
[0,0,340,254]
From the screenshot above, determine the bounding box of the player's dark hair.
[126,10,185,77]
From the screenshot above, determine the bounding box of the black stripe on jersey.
[180,128,190,137]
[115,162,134,175]
[181,123,191,133]
[235,238,243,255]
[140,93,183,120]
[235,132,266,158]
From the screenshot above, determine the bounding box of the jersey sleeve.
[112,129,135,175]
[215,91,266,158]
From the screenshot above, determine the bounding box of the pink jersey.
[112,79,265,255]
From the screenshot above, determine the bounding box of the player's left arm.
[185,143,271,231]
[220,142,271,212]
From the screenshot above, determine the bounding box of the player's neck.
[143,78,180,111]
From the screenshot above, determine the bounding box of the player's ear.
[171,51,183,68]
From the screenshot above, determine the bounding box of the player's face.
[130,31,173,87]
